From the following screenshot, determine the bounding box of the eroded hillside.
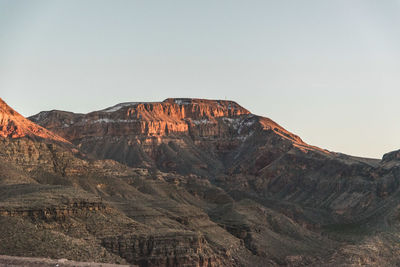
[1,98,400,266]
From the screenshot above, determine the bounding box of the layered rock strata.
[0,98,68,143]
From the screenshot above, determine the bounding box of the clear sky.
[1,0,400,159]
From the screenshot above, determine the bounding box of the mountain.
[29,98,325,175]
[0,98,68,143]
[0,99,259,266]
[2,97,400,266]
[29,98,389,223]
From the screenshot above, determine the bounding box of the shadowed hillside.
[0,98,400,266]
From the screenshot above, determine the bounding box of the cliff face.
[0,98,68,143]
[0,98,256,266]
[29,98,395,223]
[30,98,395,221]
[0,139,255,266]
[29,98,320,175]
[101,232,224,267]
[5,97,400,266]
[29,98,251,139]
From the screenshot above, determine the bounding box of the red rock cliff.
[0,98,69,143]
[29,98,324,173]
[29,98,252,140]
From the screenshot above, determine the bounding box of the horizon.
[1,95,391,160]
[2,0,400,158]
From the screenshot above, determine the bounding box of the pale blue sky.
[1,0,400,158]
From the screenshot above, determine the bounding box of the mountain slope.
[30,98,393,224]
[3,96,399,266]
[29,98,326,175]
[0,98,69,143]
[0,99,261,266]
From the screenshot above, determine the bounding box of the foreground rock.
[0,255,135,267]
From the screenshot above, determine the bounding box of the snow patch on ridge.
[79,118,138,124]
[93,118,137,124]
[31,111,50,122]
[222,115,257,134]
[238,115,257,134]
[93,118,114,123]
[191,119,211,125]
[173,99,192,105]
[102,103,140,113]
[222,117,241,129]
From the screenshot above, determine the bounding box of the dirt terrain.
[0,255,134,267]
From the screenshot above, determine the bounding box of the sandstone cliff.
[29,98,322,175]
[0,98,68,143]
[2,97,400,266]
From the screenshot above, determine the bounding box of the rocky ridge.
[2,97,400,266]
[0,98,256,266]
[29,98,324,175]
[0,98,68,143]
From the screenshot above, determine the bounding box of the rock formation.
[0,98,68,143]
[1,97,400,266]
[29,98,323,175]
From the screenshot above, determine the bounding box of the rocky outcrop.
[0,255,133,267]
[0,137,86,176]
[29,99,395,223]
[29,98,322,175]
[6,97,400,266]
[0,98,68,143]
[29,98,250,139]
[0,200,105,222]
[102,232,225,267]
